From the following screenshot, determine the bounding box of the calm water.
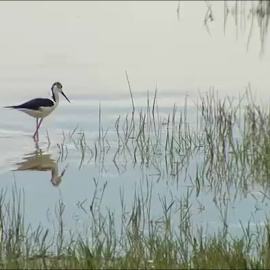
[0,1,269,239]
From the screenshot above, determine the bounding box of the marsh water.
[0,1,270,241]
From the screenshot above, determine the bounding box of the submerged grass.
[178,1,270,54]
[66,86,270,192]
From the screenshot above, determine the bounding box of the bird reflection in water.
[14,142,68,186]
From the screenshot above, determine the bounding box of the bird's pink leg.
[33,118,39,141]
[36,119,43,140]
[33,118,43,141]
[36,123,39,141]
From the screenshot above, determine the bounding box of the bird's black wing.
[6,98,54,110]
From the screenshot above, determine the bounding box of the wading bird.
[5,82,70,141]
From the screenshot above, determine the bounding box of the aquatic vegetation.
[178,1,270,54]
[0,179,269,269]
[5,86,270,268]
[61,87,270,193]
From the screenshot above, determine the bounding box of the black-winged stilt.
[4,82,70,141]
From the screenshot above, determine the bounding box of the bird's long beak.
[61,91,70,103]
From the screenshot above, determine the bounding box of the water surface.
[0,1,269,240]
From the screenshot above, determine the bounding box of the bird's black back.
[8,98,54,110]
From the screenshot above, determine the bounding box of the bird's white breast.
[18,104,57,119]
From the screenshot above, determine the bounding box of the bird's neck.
[52,91,60,104]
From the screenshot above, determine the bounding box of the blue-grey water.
[0,1,269,241]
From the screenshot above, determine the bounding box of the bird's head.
[51,82,70,103]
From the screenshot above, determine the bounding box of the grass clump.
[0,181,269,269]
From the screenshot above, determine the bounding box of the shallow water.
[0,1,269,240]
